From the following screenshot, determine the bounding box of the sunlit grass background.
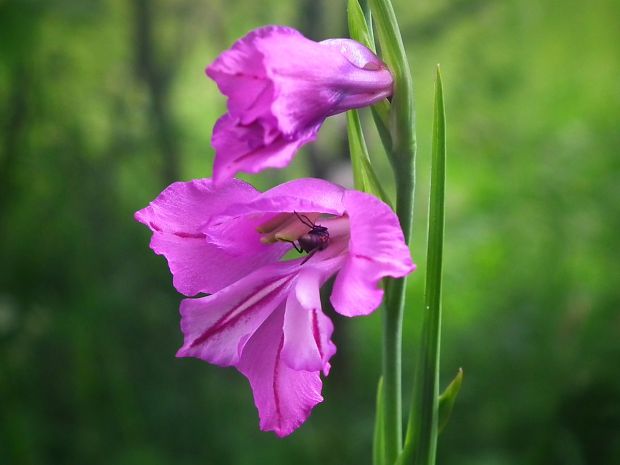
[1,0,619,464]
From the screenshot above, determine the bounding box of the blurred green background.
[1,0,619,464]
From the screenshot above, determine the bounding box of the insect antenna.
[293,211,316,229]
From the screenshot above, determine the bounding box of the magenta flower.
[135,178,414,436]
[207,26,393,183]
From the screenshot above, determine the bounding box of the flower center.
[257,212,349,260]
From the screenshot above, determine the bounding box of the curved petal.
[238,306,323,437]
[217,178,347,219]
[135,178,258,233]
[282,268,337,374]
[176,261,299,366]
[331,190,415,317]
[318,39,393,111]
[319,39,386,70]
[211,115,319,184]
[206,26,298,124]
[136,178,283,295]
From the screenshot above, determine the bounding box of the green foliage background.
[1,0,618,464]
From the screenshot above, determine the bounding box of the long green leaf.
[402,65,446,465]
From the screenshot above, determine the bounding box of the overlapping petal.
[282,267,337,375]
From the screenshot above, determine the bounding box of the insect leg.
[281,239,303,254]
[300,249,317,265]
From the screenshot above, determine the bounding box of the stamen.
[256,213,291,234]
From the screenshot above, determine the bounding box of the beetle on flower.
[135,178,414,436]
[207,26,393,183]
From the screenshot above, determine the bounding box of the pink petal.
[135,179,285,295]
[282,268,337,374]
[177,261,299,366]
[135,178,257,233]
[320,39,386,70]
[211,114,319,185]
[237,306,323,437]
[251,27,393,134]
[217,178,347,219]
[206,26,296,124]
[331,191,415,317]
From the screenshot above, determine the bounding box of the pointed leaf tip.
[438,368,463,433]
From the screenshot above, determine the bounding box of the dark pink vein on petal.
[173,231,205,239]
[273,335,284,430]
[311,309,324,361]
[189,276,292,348]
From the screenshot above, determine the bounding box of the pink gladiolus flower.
[135,178,414,436]
[207,26,393,183]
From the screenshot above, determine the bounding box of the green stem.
[383,162,414,464]
[370,4,416,465]
[370,0,416,463]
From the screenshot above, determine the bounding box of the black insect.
[286,212,330,263]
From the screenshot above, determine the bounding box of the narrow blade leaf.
[402,65,446,465]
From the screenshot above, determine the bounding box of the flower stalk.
[367,0,417,463]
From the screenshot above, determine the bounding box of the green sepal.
[348,0,394,160]
[373,377,386,465]
[369,0,415,169]
[346,0,390,203]
[371,100,393,155]
[438,368,463,433]
[346,110,391,204]
[347,0,375,51]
